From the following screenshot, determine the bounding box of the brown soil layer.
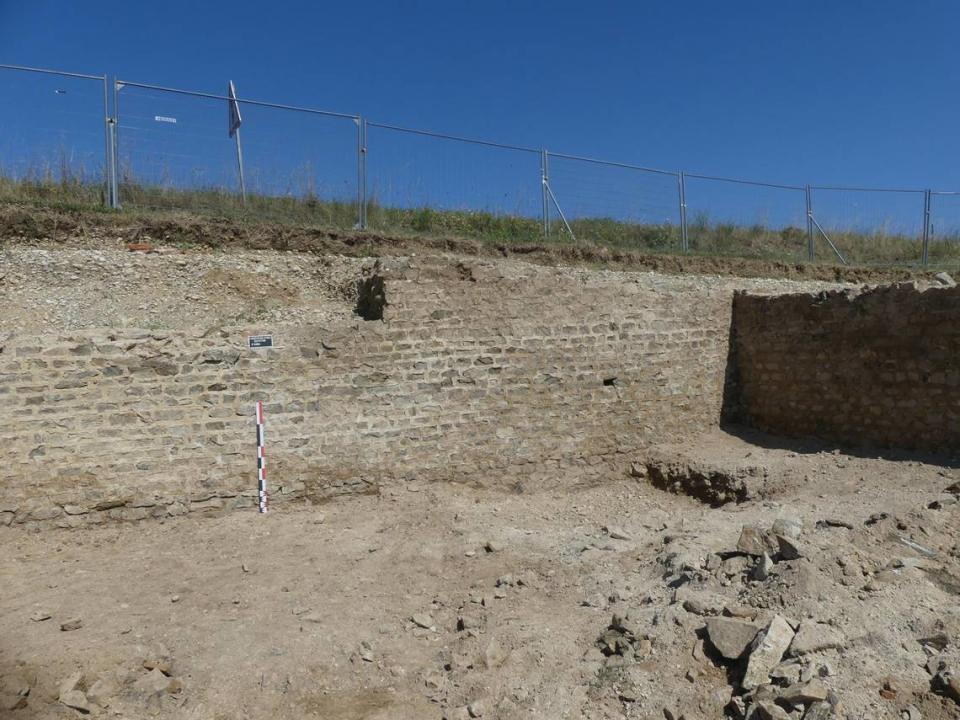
[0,202,947,285]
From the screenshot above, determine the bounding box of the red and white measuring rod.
[256,401,267,513]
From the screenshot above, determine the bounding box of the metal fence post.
[541,149,550,237]
[112,80,122,208]
[356,116,366,229]
[678,171,689,252]
[101,75,113,208]
[110,121,120,209]
[805,184,814,261]
[106,119,119,209]
[922,189,931,267]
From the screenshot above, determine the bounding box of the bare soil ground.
[3,429,960,719]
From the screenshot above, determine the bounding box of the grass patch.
[2,175,960,268]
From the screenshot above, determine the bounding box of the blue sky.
[2,1,960,236]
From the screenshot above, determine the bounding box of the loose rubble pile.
[591,480,960,719]
[2,643,186,715]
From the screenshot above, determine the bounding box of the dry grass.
[2,175,959,268]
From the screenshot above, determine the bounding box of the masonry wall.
[732,284,960,452]
[0,259,738,528]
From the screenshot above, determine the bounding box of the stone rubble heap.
[592,480,960,719]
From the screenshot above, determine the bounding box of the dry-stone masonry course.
[0,256,844,528]
[732,284,960,452]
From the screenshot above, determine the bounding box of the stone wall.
[1,258,747,528]
[731,284,960,452]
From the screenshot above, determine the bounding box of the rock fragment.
[935,271,956,287]
[411,613,435,630]
[29,610,51,622]
[752,553,774,580]
[803,701,834,720]
[742,615,795,689]
[721,556,750,577]
[775,535,803,561]
[724,604,758,620]
[142,657,173,675]
[358,641,374,662]
[770,660,803,684]
[781,679,829,705]
[705,617,763,660]
[133,668,178,695]
[771,515,803,540]
[933,669,960,704]
[817,518,854,530]
[86,674,121,706]
[483,638,510,669]
[737,526,778,557]
[789,622,845,657]
[754,699,790,720]
[3,692,28,711]
[681,596,719,616]
[457,614,482,631]
[58,670,84,698]
[58,689,90,713]
[918,632,949,651]
[60,617,83,632]
[604,526,631,541]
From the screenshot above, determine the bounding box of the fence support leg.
[922,189,931,267]
[805,184,814,261]
[809,212,848,265]
[678,171,688,252]
[544,179,575,241]
[541,149,550,237]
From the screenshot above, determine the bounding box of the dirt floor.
[3,429,960,720]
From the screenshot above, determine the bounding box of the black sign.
[248,335,274,349]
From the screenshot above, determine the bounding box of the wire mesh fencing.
[0,64,108,207]
[808,187,927,266]
[364,123,542,243]
[544,154,681,251]
[115,81,360,227]
[923,192,960,266]
[683,175,808,261]
[4,63,960,267]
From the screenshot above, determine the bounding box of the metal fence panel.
[928,191,960,266]
[545,154,680,251]
[684,175,807,261]
[364,123,542,242]
[115,82,359,227]
[0,65,106,207]
[809,187,926,266]
[4,65,960,267]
